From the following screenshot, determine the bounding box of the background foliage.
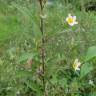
[0,0,96,96]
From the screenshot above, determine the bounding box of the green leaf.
[11,3,32,18]
[85,46,96,61]
[51,74,58,84]
[59,78,67,88]
[57,53,66,61]
[80,63,93,79]
[16,70,32,79]
[25,80,43,96]
[89,92,96,96]
[18,52,37,63]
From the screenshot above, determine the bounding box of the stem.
[39,0,45,94]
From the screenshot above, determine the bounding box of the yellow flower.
[66,14,78,26]
[73,59,81,71]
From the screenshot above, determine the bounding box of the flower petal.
[73,16,76,20]
[68,13,71,17]
[74,21,78,24]
[69,23,75,26]
[76,67,80,71]
[66,17,69,22]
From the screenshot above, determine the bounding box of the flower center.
[73,63,77,69]
[67,17,74,24]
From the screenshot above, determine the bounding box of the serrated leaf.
[11,2,32,18]
[18,52,36,63]
[25,80,43,96]
[85,46,96,61]
[16,70,32,78]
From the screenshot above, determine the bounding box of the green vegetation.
[0,0,96,96]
